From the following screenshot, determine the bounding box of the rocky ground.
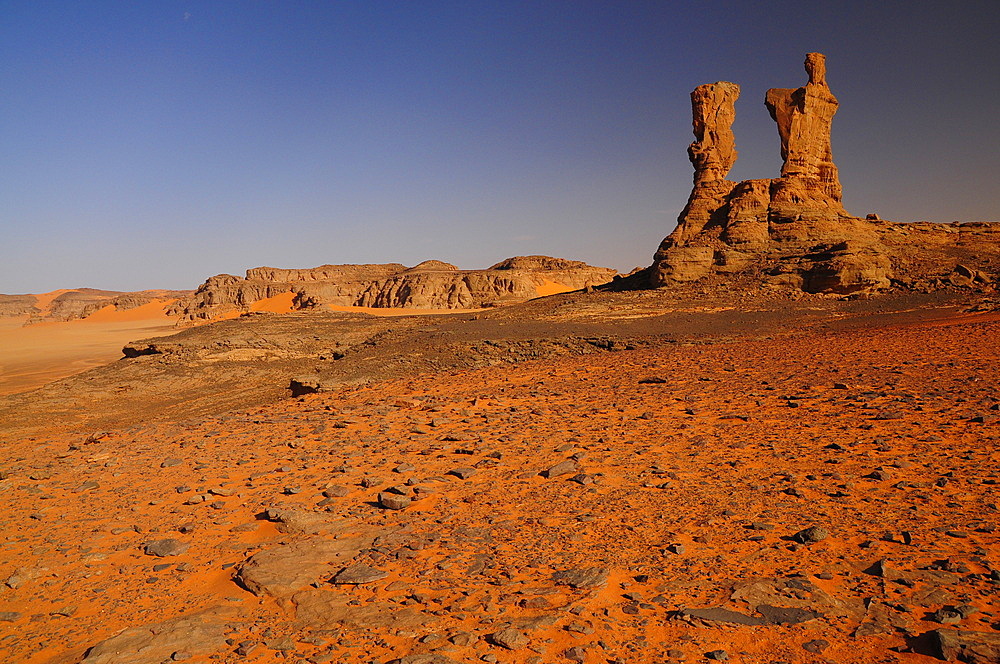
[1,287,999,663]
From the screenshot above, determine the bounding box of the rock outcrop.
[0,289,192,323]
[649,53,999,295]
[169,256,617,320]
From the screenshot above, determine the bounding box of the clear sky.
[3,1,999,293]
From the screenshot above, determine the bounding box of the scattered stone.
[792,526,829,544]
[705,650,729,661]
[542,460,579,479]
[378,492,411,510]
[160,458,183,468]
[490,628,528,650]
[0,612,21,622]
[802,639,829,653]
[448,467,476,480]
[144,539,190,557]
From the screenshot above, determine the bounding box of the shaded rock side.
[169,256,618,320]
[648,52,1000,295]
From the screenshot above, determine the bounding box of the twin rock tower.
[649,53,896,294]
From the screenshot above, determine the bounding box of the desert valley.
[2,52,1000,664]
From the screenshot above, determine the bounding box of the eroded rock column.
[764,52,842,201]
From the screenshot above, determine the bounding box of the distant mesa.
[167,255,618,321]
[0,257,617,325]
[0,288,191,323]
[647,52,1000,295]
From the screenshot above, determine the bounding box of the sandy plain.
[0,301,178,396]
[0,287,998,664]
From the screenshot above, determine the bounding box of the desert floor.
[1,292,998,664]
[0,301,178,396]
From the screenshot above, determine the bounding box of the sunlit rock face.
[651,53,897,294]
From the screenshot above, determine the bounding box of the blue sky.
[2,1,999,292]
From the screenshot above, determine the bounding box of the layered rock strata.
[170,256,617,320]
[650,53,999,294]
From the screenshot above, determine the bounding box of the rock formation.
[649,53,1000,295]
[170,256,618,320]
[0,289,191,323]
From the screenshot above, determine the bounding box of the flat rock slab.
[730,577,864,620]
[81,606,236,664]
[551,567,608,589]
[292,589,431,630]
[542,460,579,479]
[238,534,377,599]
[680,607,767,626]
[265,508,337,534]
[143,539,189,557]
[935,629,1000,663]
[331,563,388,584]
[756,604,821,624]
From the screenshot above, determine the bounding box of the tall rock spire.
[765,52,842,200]
[649,53,892,294]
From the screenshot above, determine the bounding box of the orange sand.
[249,291,297,313]
[0,300,178,395]
[534,279,575,297]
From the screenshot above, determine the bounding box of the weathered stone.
[542,460,579,479]
[80,607,235,663]
[237,534,376,599]
[793,526,830,544]
[378,492,412,510]
[934,629,1000,663]
[143,539,189,557]
[649,53,896,295]
[292,589,431,630]
[756,604,820,624]
[264,508,334,534]
[331,563,388,584]
[490,628,528,650]
[170,257,618,321]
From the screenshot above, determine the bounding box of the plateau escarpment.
[169,255,618,320]
[0,289,192,323]
[649,53,1000,295]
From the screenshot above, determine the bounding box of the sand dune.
[0,300,179,395]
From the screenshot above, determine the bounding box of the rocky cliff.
[169,256,618,320]
[649,53,1000,295]
[0,289,191,323]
